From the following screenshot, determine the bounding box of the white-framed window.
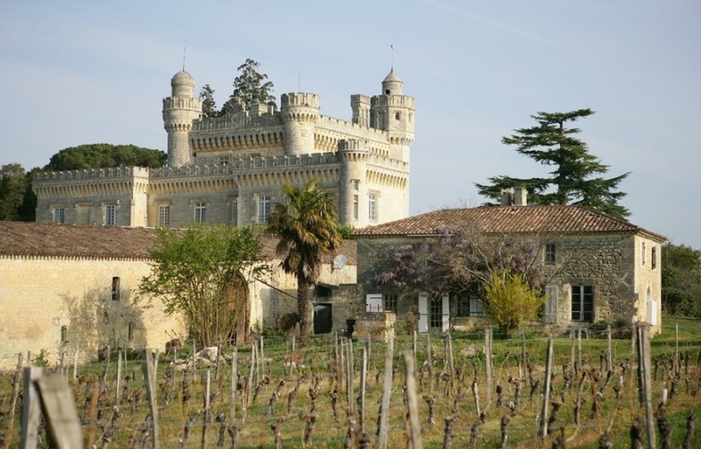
[53,207,65,223]
[231,199,238,226]
[105,204,117,226]
[571,285,594,322]
[194,202,206,223]
[258,195,271,224]
[368,192,377,222]
[158,204,170,227]
[544,243,556,265]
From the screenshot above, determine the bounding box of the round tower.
[162,70,203,167]
[280,93,320,156]
[337,139,368,227]
[371,69,415,162]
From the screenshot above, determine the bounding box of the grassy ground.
[1,316,700,448]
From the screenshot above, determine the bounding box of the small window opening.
[111,277,120,301]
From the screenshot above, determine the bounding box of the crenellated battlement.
[163,97,202,111]
[280,92,320,109]
[33,166,151,182]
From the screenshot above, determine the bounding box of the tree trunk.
[297,277,313,345]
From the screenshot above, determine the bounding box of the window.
[353,195,359,220]
[61,325,68,344]
[571,285,594,322]
[105,204,116,226]
[128,322,134,341]
[111,277,120,301]
[231,199,238,226]
[430,299,443,328]
[158,204,170,227]
[651,246,657,269]
[194,202,206,223]
[457,294,486,317]
[544,243,556,265]
[395,112,401,120]
[383,294,398,313]
[368,193,377,222]
[642,242,646,266]
[258,195,271,224]
[53,207,65,223]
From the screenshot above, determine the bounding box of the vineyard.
[1,318,700,448]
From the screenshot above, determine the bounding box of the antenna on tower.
[182,40,187,71]
[390,43,394,69]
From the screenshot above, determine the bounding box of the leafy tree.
[0,164,28,220]
[267,179,342,344]
[45,144,166,171]
[222,58,276,112]
[475,109,630,220]
[199,84,222,118]
[483,272,544,333]
[137,225,269,348]
[661,242,701,317]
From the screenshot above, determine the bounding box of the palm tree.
[267,179,342,344]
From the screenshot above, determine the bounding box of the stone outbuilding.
[353,200,666,336]
[0,222,356,370]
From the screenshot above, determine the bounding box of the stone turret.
[163,70,203,167]
[370,69,415,162]
[337,139,369,226]
[280,93,320,156]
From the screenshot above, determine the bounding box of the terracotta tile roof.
[0,222,357,264]
[353,205,666,242]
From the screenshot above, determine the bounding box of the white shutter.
[441,294,450,332]
[366,293,383,312]
[418,293,428,333]
[544,285,558,324]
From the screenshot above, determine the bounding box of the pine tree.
[475,109,630,219]
[222,58,275,112]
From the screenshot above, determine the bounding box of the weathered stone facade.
[33,68,414,229]
[353,204,666,336]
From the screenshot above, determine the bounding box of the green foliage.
[198,84,222,118]
[45,144,166,171]
[267,179,342,343]
[137,224,269,348]
[483,272,545,333]
[222,58,275,112]
[475,109,630,219]
[336,223,355,239]
[662,242,701,317]
[0,163,32,220]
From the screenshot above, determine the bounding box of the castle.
[33,68,415,228]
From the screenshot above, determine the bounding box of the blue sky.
[1,1,699,248]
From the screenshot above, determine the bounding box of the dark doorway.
[313,303,332,334]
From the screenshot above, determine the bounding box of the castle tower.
[337,139,368,227]
[371,69,415,162]
[280,93,320,156]
[351,94,371,127]
[162,71,203,167]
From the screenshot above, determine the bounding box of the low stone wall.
[352,312,395,343]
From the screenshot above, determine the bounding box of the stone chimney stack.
[513,187,527,206]
[500,187,528,206]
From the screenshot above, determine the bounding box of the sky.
[1,1,699,248]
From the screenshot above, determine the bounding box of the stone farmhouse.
[32,68,415,229]
[0,222,356,370]
[353,192,666,336]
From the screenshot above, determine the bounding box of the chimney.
[500,188,513,206]
[513,187,527,206]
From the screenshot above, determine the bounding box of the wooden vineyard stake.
[141,349,160,449]
[377,334,394,449]
[403,351,423,449]
[34,373,83,449]
[19,367,42,449]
